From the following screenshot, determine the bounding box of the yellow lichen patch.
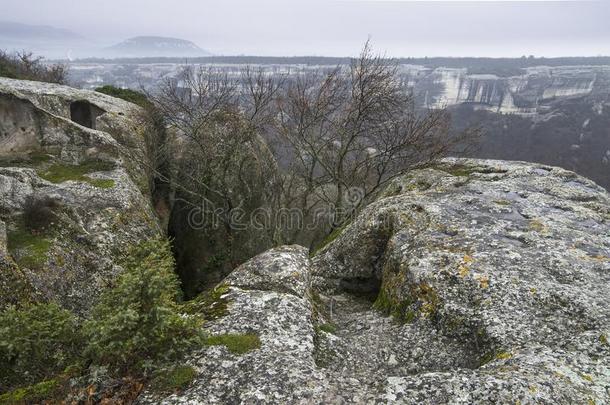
[495,351,512,360]
[530,287,537,295]
[529,219,548,234]
[528,385,538,393]
[476,274,490,289]
[457,255,474,278]
[415,282,440,318]
[581,373,594,383]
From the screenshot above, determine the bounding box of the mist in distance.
[2,0,610,58]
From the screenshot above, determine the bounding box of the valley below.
[67,58,610,190]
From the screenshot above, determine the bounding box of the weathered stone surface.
[137,245,332,404]
[0,78,159,313]
[312,158,610,404]
[144,159,609,404]
[222,245,311,297]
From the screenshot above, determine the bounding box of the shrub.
[95,85,150,108]
[0,379,60,405]
[84,238,203,373]
[22,195,61,233]
[0,304,82,389]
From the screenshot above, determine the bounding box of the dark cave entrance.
[70,100,104,130]
[339,275,382,302]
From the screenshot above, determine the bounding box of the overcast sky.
[3,0,610,57]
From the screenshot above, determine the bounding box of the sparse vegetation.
[7,224,52,269]
[310,225,347,257]
[0,237,210,399]
[0,50,67,84]
[22,195,61,233]
[149,42,478,298]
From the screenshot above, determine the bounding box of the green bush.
[95,85,150,108]
[0,304,82,389]
[84,238,202,372]
[0,378,61,404]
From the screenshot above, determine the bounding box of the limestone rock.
[144,159,609,404]
[222,245,311,297]
[137,245,332,404]
[0,78,159,313]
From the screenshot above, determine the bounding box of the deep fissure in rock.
[339,276,382,301]
[167,201,233,300]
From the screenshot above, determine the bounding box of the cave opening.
[339,276,382,302]
[70,100,104,129]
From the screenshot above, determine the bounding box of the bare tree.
[150,65,282,295]
[275,42,479,239]
[0,50,67,84]
[147,44,478,292]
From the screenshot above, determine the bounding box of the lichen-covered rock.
[137,245,332,404]
[144,159,609,404]
[312,158,610,404]
[0,78,159,314]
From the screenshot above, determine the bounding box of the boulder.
[0,78,159,314]
[144,159,609,404]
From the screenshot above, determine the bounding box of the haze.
[3,0,610,57]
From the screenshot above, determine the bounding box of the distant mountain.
[0,21,83,41]
[0,21,91,59]
[105,36,211,58]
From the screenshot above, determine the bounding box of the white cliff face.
[420,65,604,115]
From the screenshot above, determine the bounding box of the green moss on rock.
[311,225,348,257]
[7,226,51,270]
[38,160,116,188]
[316,323,337,334]
[373,271,440,324]
[203,333,261,354]
[182,283,230,321]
